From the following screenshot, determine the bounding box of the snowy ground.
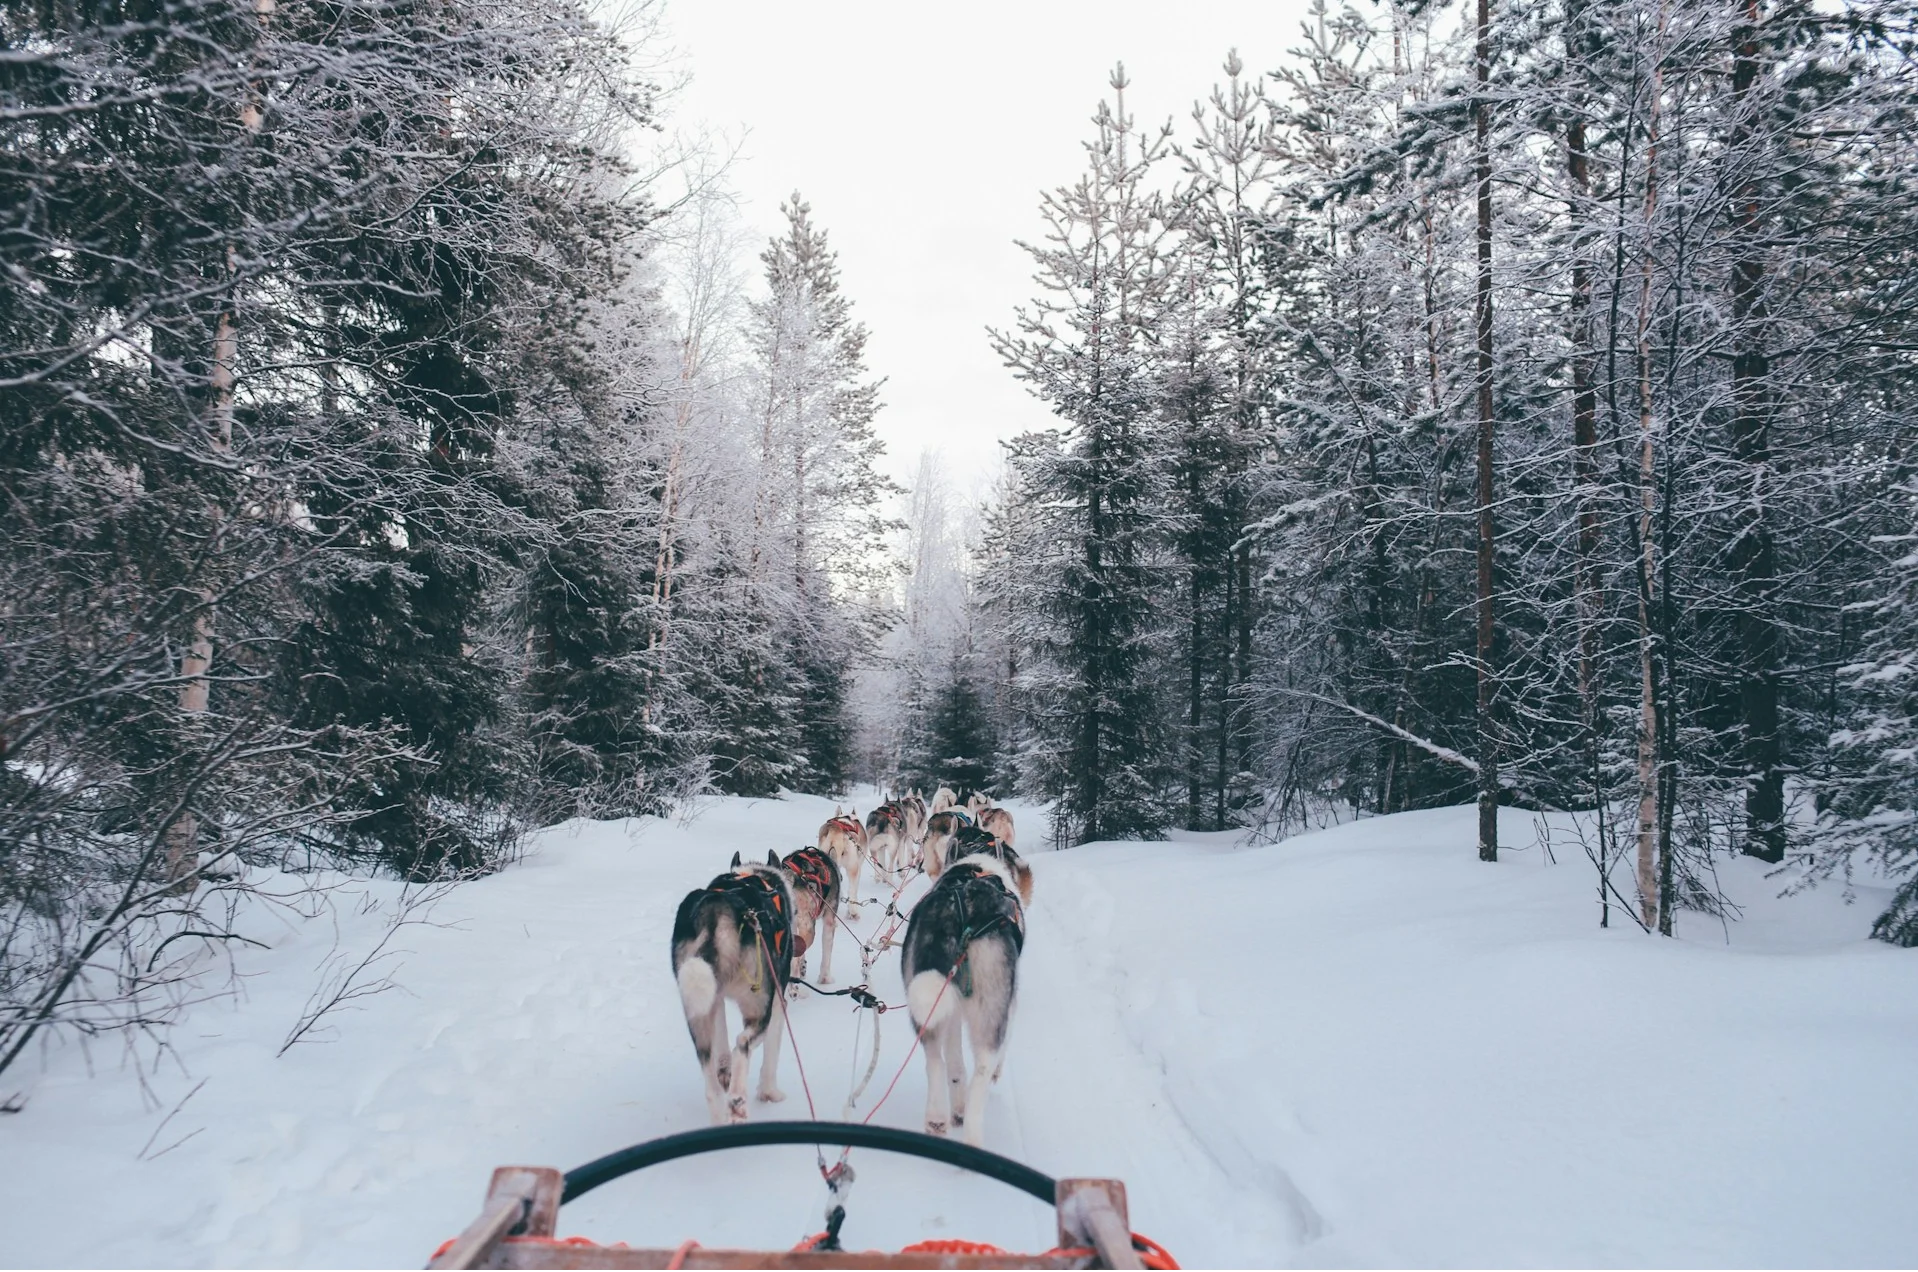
[4,793,1916,1268]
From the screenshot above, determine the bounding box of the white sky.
[652,0,1315,490]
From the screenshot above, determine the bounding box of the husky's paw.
[925,1119,947,1137]
[786,984,807,1001]
[728,1097,749,1122]
[819,972,834,986]
[757,1086,786,1104]
[951,1112,965,1127]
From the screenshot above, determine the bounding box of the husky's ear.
[730,851,742,869]
[768,849,780,868]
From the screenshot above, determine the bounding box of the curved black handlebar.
[560,1122,1058,1206]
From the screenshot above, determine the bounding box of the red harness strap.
[781,848,837,956]
[784,851,834,909]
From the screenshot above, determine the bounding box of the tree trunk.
[1633,2,1669,931]
[1567,0,1609,925]
[1474,0,1500,863]
[641,333,693,727]
[1729,0,1784,863]
[165,1,274,887]
[1216,551,1232,829]
[1188,460,1204,829]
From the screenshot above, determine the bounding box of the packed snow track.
[4,793,1916,1267]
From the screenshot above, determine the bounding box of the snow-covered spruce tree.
[971,457,1044,795]
[993,67,1176,845]
[902,660,999,796]
[265,0,654,878]
[504,258,676,825]
[1170,50,1280,830]
[1813,490,1918,945]
[734,195,893,795]
[1243,3,1505,833]
[1775,3,1918,943]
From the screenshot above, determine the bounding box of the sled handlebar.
[561,1121,1057,1205]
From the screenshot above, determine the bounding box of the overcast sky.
[653,0,1316,491]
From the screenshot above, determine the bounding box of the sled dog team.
[669,788,1028,1147]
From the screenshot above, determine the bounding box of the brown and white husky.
[779,845,843,988]
[925,821,1033,907]
[978,805,1015,850]
[818,807,870,918]
[921,806,974,880]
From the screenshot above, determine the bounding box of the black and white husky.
[926,822,1033,906]
[902,846,1030,1147]
[671,851,794,1124]
[898,791,929,853]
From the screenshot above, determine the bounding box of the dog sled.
[427,1121,1177,1270]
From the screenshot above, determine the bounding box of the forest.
[966,0,1918,948]
[5,0,1918,1084]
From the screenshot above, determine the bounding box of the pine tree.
[903,663,998,796]
[742,195,893,793]
[994,67,1176,844]
[1176,50,1277,829]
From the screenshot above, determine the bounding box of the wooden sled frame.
[429,1122,1146,1270]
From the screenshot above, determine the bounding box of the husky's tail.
[677,956,718,1018]
[908,968,959,1031]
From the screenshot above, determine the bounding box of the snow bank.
[2,796,1912,1267]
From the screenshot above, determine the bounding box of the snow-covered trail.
[4,794,1917,1267]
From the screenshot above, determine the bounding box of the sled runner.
[427,1122,1176,1270]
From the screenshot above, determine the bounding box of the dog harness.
[944,862,1024,935]
[950,823,1000,854]
[783,846,836,904]
[780,847,836,954]
[939,862,1025,996]
[707,869,791,963]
